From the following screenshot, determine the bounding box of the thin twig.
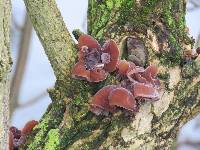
[10,13,32,115]
[18,91,48,109]
[187,0,200,11]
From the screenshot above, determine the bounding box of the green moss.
[72,29,85,40]
[59,115,103,149]
[158,0,188,67]
[25,100,66,150]
[27,117,51,150]
[44,129,60,150]
[157,72,170,80]
[175,80,199,107]
[73,97,82,105]
[81,121,112,149]
[182,61,200,78]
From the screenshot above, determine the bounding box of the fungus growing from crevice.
[72,34,119,82]
[9,120,38,150]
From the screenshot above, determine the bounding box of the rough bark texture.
[22,0,200,150]
[0,0,12,149]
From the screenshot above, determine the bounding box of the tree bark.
[0,0,12,149]
[22,0,200,149]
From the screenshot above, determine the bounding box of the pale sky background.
[11,1,200,130]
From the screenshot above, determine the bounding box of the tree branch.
[0,0,12,149]
[23,0,77,79]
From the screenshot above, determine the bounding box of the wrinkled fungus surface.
[72,34,119,82]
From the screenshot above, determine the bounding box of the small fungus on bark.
[9,120,38,150]
[72,34,119,82]
[21,120,38,135]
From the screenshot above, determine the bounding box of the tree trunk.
[0,0,12,149]
[22,0,200,149]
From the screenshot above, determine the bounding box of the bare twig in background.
[10,13,32,116]
[12,17,23,32]
[187,0,200,11]
[18,90,48,109]
[177,141,200,150]
[81,14,87,32]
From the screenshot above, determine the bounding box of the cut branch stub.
[120,36,147,67]
[126,37,147,67]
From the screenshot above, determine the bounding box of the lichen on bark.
[22,0,199,149]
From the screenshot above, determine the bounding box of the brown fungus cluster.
[71,34,161,116]
[72,34,119,82]
[90,60,160,116]
[9,120,38,150]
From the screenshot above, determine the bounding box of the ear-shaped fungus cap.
[108,87,136,111]
[90,68,108,82]
[78,34,100,50]
[141,65,160,86]
[102,40,119,72]
[9,126,21,139]
[90,85,118,115]
[196,47,200,54]
[72,62,91,81]
[22,120,38,135]
[132,82,159,100]
[143,65,158,78]
[9,132,14,150]
[118,60,130,75]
